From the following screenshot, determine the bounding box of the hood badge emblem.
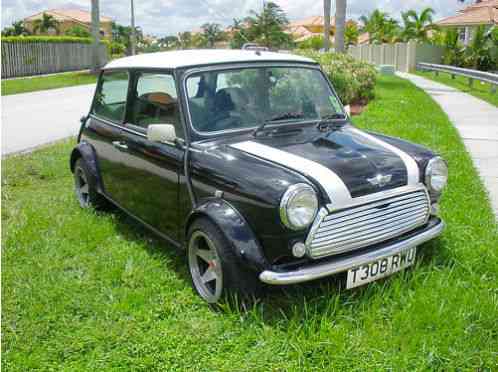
[367,174,392,187]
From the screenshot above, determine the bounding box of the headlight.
[280,184,318,230]
[425,157,448,194]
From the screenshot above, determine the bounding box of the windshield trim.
[181,62,344,139]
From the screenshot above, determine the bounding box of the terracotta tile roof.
[24,8,112,24]
[358,32,370,44]
[289,16,335,28]
[436,0,497,26]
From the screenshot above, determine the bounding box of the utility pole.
[335,0,347,53]
[130,0,136,55]
[323,0,331,51]
[91,0,100,73]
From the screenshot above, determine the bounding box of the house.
[286,16,335,41]
[436,0,497,44]
[24,8,113,38]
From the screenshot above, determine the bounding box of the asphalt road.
[1,84,96,156]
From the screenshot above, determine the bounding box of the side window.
[93,71,129,123]
[131,72,183,138]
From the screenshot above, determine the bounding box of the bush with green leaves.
[296,50,377,105]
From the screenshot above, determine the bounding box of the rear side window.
[93,71,129,123]
[130,72,183,138]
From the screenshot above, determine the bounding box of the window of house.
[93,71,129,123]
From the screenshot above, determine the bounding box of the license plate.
[346,247,417,289]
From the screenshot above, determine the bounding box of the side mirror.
[344,105,351,116]
[147,124,176,143]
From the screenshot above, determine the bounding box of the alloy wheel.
[188,230,223,303]
[75,167,90,207]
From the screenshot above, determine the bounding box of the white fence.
[348,41,445,72]
[1,42,108,78]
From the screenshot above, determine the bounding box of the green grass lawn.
[415,70,498,107]
[1,71,97,96]
[2,75,497,370]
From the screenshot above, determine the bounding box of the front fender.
[70,141,103,193]
[186,198,270,272]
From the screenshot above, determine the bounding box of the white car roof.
[104,49,316,70]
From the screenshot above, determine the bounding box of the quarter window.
[93,71,129,123]
[130,72,183,137]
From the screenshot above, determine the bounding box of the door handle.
[112,141,128,151]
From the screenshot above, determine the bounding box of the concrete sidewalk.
[398,72,498,219]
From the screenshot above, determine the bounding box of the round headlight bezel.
[425,156,448,194]
[280,183,319,231]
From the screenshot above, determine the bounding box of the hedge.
[1,36,109,46]
[296,50,377,105]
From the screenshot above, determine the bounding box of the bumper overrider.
[259,217,444,285]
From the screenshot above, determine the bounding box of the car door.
[87,69,130,201]
[117,70,185,241]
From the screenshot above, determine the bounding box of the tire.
[187,217,262,304]
[73,158,107,210]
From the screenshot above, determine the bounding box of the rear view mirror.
[344,105,351,116]
[147,124,176,143]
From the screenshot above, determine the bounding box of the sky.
[2,0,468,37]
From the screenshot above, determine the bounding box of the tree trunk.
[130,0,136,55]
[91,0,100,74]
[335,0,347,53]
[323,0,331,51]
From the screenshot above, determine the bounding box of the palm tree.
[401,7,437,42]
[335,0,347,53]
[345,21,359,46]
[245,2,292,49]
[32,13,59,34]
[359,10,400,43]
[201,23,224,48]
[323,0,331,51]
[178,32,192,49]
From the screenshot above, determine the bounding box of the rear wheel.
[73,158,107,209]
[187,218,261,304]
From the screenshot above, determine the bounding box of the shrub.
[1,36,106,45]
[64,25,91,38]
[296,50,377,105]
[297,36,325,50]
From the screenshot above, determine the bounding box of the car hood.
[220,124,421,204]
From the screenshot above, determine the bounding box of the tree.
[229,18,251,49]
[335,0,347,53]
[359,10,400,43]
[91,0,100,74]
[245,2,293,49]
[2,20,30,36]
[159,35,180,49]
[32,13,59,34]
[401,7,437,42]
[178,31,192,49]
[65,25,91,37]
[201,23,224,48]
[345,21,359,46]
[323,0,331,51]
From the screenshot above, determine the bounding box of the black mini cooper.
[70,50,447,303]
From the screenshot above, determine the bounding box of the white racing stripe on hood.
[347,127,420,185]
[230,140,352,205]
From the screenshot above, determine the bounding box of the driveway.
[1,84,96,156]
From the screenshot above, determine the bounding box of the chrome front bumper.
[259,219,444,285]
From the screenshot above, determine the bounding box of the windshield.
[185,66,344,133]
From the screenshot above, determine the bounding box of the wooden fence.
[348,41,445,72]
[1,42,108,78]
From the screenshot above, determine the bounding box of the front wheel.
[187,218,261,304]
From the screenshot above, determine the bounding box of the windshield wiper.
[252,112,305,137]
[320,112,347,120]
[316,112,348,131]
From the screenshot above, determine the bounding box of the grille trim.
[305,185,430,259]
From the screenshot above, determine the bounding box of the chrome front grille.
[306,188,430,259]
